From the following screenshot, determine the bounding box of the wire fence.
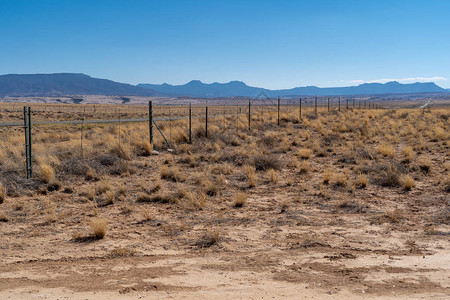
[0,97,389,184]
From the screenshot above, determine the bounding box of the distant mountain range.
[0,73,447,98]
[138,80,447,97]
[0,73,160,97]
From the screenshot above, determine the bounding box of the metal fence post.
[81,108,85,159]
[248,100,251,131]
[149,101,153,151]
[189,103,192,144]
[23,107,30,179]
[27,107,32,178]
[205,102,208,138]
[299,97,302,120]
[314,96,317,116]
[277,96,280,126]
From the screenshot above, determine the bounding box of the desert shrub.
[443,175,450,192]
[297,148,313,159]
[299,161,310,174]
[322,169,333,184]
[269,169,279,184]
[160,165,185,182]
[355,173,368,188]
[401,146,414,163]
[337,200,369,213]
[375,164,401,187]
[417,156,432,173]
[89,218,107,239]
[180,190,206,210]
[0,209,8,222]
[400,174,414,191]
[243,165,257,187]
[233,192,247,208]
[134,140,152,156]
[378,144,395,158]
[332,173,348,188]
[0,182,6,203]
[37,163,55,183]
[249,154,281,171]
[172,127,189,143]
[110,144,132,160]
[196,228,221,248]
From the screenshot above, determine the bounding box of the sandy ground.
[1,158,449,299]
[1,108,449,299]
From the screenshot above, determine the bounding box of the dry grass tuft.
[233,192,247,208]
[401,146,414,163]
[297,148,313,159]
[37,163,55,183]
[355,173,368,188]
[89,217,108,239]
[417,156,432,173]
[196,227,221,248]
[141,208,153,221]
[0,182,6,204]
[378,144,395,158]
[400,174,414,191]
[376,164,401,187]
[322,169,333,184]
[250,154,281,171]
[243,165,257,188]
[298,160,310,174]
[160,165,185,182]
[269,169,279,184]
[0,209,8,222]
[333,173,348,188]
[443,174,450,192]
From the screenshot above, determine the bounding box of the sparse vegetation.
[0,102,449,299]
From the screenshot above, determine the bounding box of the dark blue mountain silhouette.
[0,73,160,97]
[138,80,446,97]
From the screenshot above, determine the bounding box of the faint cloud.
[341,76,447,85]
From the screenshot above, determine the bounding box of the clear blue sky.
[1,0,449,89]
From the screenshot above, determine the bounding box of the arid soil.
[0,106,449,299]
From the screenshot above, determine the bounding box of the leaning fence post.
[189,103,192,144]
[149,101,153,152]
[277,96,280,126]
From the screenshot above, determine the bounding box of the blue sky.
[1,0,449,89]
